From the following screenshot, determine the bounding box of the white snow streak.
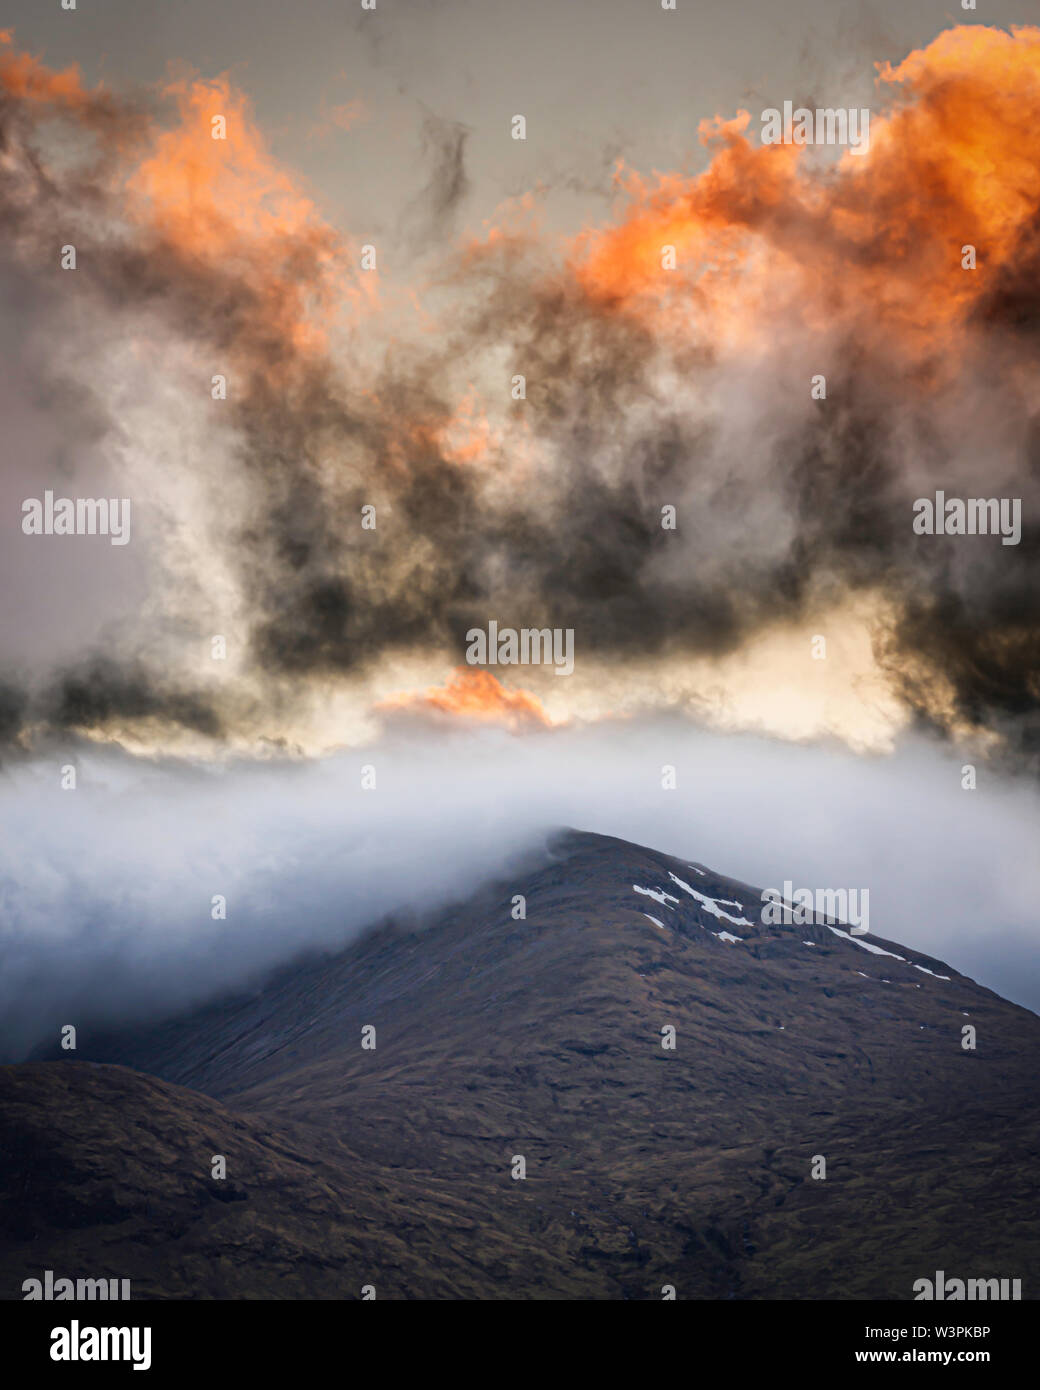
[826,924,906,960]
[667,873,753,927]
[633,884,679,908]
[913,963,951,981]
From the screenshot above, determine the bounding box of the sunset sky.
[2,3,1040,1041]
[0,4,1036,766]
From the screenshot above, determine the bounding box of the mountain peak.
[5,827,1039,1299]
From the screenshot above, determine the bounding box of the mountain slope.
[3,829,1039,1299]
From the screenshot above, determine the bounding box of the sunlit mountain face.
[0,3,1038,1315]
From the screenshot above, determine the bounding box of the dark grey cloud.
[404,112,471,248]
[0,28,1037,782]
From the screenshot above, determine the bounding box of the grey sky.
[6,1,1030,260]
[1,5,1037,1046]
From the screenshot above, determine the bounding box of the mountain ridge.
[3,828,1039,1299]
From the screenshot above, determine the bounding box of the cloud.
[377,666,552,730]
[308,98,367,142]
[0,26,1036,775]
[403,111,471,247]
[1,719,1038,1061]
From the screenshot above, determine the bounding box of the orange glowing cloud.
[429,390,502,466]
[309,98,368,141]
[131,76,319,246]
[378,668,552,730]
[0,28,91,109]
[0,37,350,364]
[126,74,343,354]
[569,25,1040,365]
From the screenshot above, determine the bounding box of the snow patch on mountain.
[914,963,951,981]
[667,873,754,927]
[826,924,906,961]
[633,885,678,908]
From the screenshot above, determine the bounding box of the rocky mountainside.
[2,829,1038,1299]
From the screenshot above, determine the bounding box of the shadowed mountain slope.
[3,829,1038,1299]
